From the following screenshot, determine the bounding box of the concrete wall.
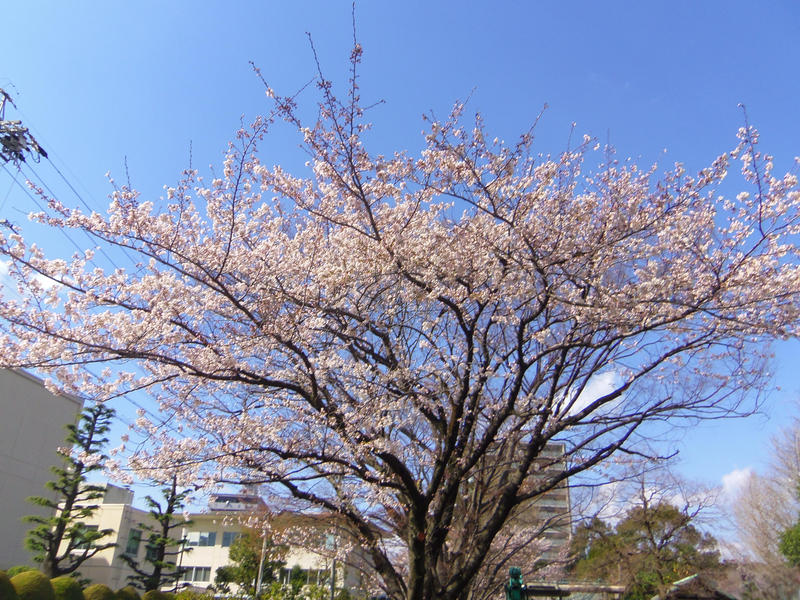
[73,500,150,590]
[0,369,83,569]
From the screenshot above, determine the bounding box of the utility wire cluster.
[1,88,47,165]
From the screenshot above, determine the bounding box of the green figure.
[505,567,525,600]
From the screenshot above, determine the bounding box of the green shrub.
[114,587,140,600]
[174,591,212,600]
[82,585,114,600]
[10,571,54,600]
[0,571,19,600]
[140,592,171,600]
[50,578,82,600]
[3,570,31,581]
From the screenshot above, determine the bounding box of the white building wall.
[0,369,83,569]
[177,514,238,588]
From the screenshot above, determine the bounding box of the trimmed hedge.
[174,591,212,600]
[3,570,31,581]
[141,592,172,600]
[82,585,114,600]
[50,578,82,600]
[10,571,54,600]
[0,571,19,600]
[114,588,140,600]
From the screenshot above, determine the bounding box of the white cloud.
[0,259,14,296]
[568,371,622,415]
[31,271,60,291]
[0,258,62,298]
[721,467,752,503]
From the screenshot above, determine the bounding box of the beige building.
[66,484,156,589]
[0,369,83,569]
[73,488,367,595]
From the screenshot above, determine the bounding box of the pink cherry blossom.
[1,47,799,600]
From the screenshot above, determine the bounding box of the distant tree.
[778,481,800,568]
[214,529,284,596]
[732,422,800,598]
[120,474,191,591]
[779,521,800,567]
[570,498,720,600]
[23,402,116,577]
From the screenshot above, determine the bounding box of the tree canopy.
[732,421,800,598]
[1,45,799,600]
[214,529,284,596]
[570,502,720,599]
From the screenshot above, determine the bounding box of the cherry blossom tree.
[1,44,799,600]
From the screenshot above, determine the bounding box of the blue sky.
[2,2,799,502]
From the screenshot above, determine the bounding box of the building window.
[280,567,331,586]
[125,529,142,556]
[145,535,160,562]
[184,566,211,582]
[221,531,240,547]
[74,525,98,551]
[186,531,217,547]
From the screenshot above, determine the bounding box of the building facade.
[0,369,83,569]
[59,484,149,589]
[72,488,366,595]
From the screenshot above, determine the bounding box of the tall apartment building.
[0,369,83,569]
[463,441,572,575]
[513,442,572,564]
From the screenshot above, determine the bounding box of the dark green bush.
[50,578,82,600]
[82,584,114,600]
[10,571,54,600]
[3,570,31,581]
[0,571,19,600]
[114,587,139,600]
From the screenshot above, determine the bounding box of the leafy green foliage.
[778,483,800,568]
[779,522,800,567]
[119,475,191,591]
[213,530,284,595]
[0,571,20,600]
[569,502,720,600]
[4,570,31,580]
[9,571,54,600]
[257,579,320,600]
[49,577,82,600]
[23,403,117,577]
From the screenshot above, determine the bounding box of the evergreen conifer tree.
[120,474,191,591]
[24,402,117,577]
